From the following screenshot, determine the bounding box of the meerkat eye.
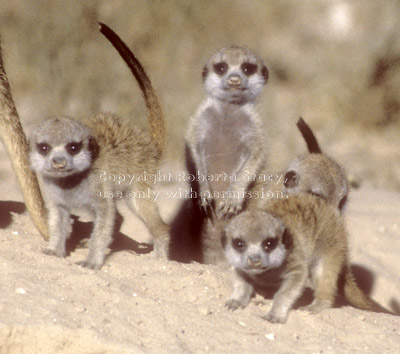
[241,62,257,76]
[232,238,246,252]
[213,62,228,75]
[36,143,51,155]
[66,142,82,155]
[262,237,278,252]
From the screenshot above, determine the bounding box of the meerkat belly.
[202,107,253,192]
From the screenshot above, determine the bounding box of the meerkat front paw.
[76,255,104,270]
[199,192,215,218]
[217,198,243,219]
[225,299,245,311]
[261,310,288,324]
[43,247,66,258]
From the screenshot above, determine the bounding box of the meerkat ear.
[338,195,347,211]
[282,228,292,249]
[88,136,99,159]
[284,170,299,188]
[261,65,269,84]
[221,230,227,249]
[202,65,209,82]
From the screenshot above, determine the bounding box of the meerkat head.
[284,154,348,212]
[29,117,98,179]
[222,210,290,275]
[202,45,269,104]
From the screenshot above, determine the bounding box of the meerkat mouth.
[225,87,246,91]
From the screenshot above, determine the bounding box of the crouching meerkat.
[223,193,392,323]
[0,38,48,239]
[176,45,269,263]
[284,117,348,212]
[29,23,169,269]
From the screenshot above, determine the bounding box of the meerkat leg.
[44,204,71,257]
[263,266,308,324]
[125,184,169,259]
[226,270,255,310]
[302,256,342,313]
[77,199,116,269]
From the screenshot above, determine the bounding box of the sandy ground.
[0,147,400,354]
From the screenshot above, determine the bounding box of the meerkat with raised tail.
[0,38,48,240]
[284,117,348,212]
[29,23,169,269]
[223,193,392,323]
[177,45,269,263]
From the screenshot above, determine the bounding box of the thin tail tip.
[296,116,306,128]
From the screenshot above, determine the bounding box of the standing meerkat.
[175,45,269,263]
[186,45,269,219]
[29,23,169,269]
[284,117,348,212]
[223,193,392,323]
[0,38,48,240]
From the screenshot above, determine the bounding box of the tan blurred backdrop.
[1,0,399,190]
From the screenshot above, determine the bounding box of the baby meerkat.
[29,23,169,269]
[223,193,392,323]
[186,44,269,220]
[284,117,348,212]
[179,45,269,263]
[0,38,48,239]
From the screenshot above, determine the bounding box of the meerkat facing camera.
[179,45,269,263]
[223,193,392,323]
[29,24,169,269]
[186,45,269,219]
[0,39,48,239]
[284,118,348,212]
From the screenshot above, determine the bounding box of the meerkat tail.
[297,117,322,154]
[0,40,48,240]
[343,268,394,315]
[98,23,166,151]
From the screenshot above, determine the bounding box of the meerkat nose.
[247,254,262,267]
[52,156,67,169]
[228,74,241,86]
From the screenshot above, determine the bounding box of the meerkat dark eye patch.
[241,62,257,76]
[65,142,82,155]
[232,238,246,252]
[284,170,298,188]
[36,143,51,155]
[262,237,278,252]
[213,62,228,75]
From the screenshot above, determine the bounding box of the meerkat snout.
[228,74,241,87]
[247,253,262,268]
[52,156,67,170]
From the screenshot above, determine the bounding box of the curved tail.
[297,117,321,154]
[0,40,48,240]
[343,268,394,315]
[99,23,166,151]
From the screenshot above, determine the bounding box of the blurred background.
[1,0,399,191]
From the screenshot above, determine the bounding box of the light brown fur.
[223,193,392,323]
[0,38,48,240]
[28,24,168,269]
